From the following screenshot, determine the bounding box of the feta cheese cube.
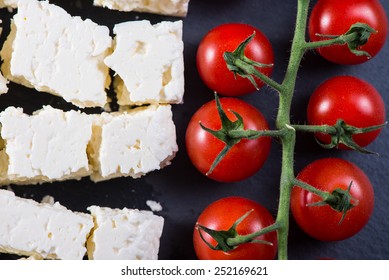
[88,104,178,181]
[0,0,112,108]
[93,0,190,17]
[105,20,184,106]
[0,106,94,185]
[87,206,164,260]
[0,189,93,260]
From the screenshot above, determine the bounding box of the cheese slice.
[105,20,184,106]
[0,189,93,260]
[88,104,178,181]
[87,206,164,260]
[0,106,94,185]
[93,0,190,17]
[0,0,112,108]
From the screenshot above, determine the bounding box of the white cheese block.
[0,106,94,185]
[0,0,112,108]
[105,20,184,106]
[87,206,164,260]
[0,0,18,9]
[93,0,190,17]
[0,189,93,260]
[88,104,178,182]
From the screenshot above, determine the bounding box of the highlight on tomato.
[308,0,388,64]
[196,23,274,96]
[307,75,386,149]
[185,97,271,182]
[193,196,277,260]
[291,158,374,241]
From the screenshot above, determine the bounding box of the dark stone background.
[0,0,388,260]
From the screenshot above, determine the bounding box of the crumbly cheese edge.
[93,0,189,17]
[114,76,184,106]
[86,205,165,260]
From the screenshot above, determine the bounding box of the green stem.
[292,179,332,201]
[292,124,337,134]
[304,32,359,50]
[274,0,311,260]
[228,128,285,140]
[276,128,296,260]
[234,59,284,92]
[227,222,281,247]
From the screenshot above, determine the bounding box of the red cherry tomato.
[193,196,277,260]
[309,0,388,64]
[291,158,374,241]
[185,98,271,182]
[196,23,274,96]
[307,75,385,148]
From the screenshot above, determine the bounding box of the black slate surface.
[0,0,388,260]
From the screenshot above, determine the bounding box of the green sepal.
[199,94,278,176]
[223,32,273,90]
[315,119,386,154]
[315,23,377,58]
[199,94,245,175]
[308,181,358,225]
[196,210,271,252]
[345,23,377,57]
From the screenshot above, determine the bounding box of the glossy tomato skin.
[309,0,388,64]
[196,23,274,96]
[291,158,374,241]
[307,76,385,148]
[193,196,277,260]
[185,98,271,182]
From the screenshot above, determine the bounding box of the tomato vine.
[193,0,386,259]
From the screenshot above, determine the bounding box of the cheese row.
[0,104,178,185]
[0,0,185,108]
[0,189,164,260]
[0,0,190,16]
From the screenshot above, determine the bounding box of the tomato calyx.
[199,95,245,176]
[223,33,282,92]
[316,119,386,154]
[308,181,359,224]
[200,94,281,176]
[223,32,273,90]
[314,23,377,58]
[295,178,359,225]
[196,209,275,252]
[294,119,387,153]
